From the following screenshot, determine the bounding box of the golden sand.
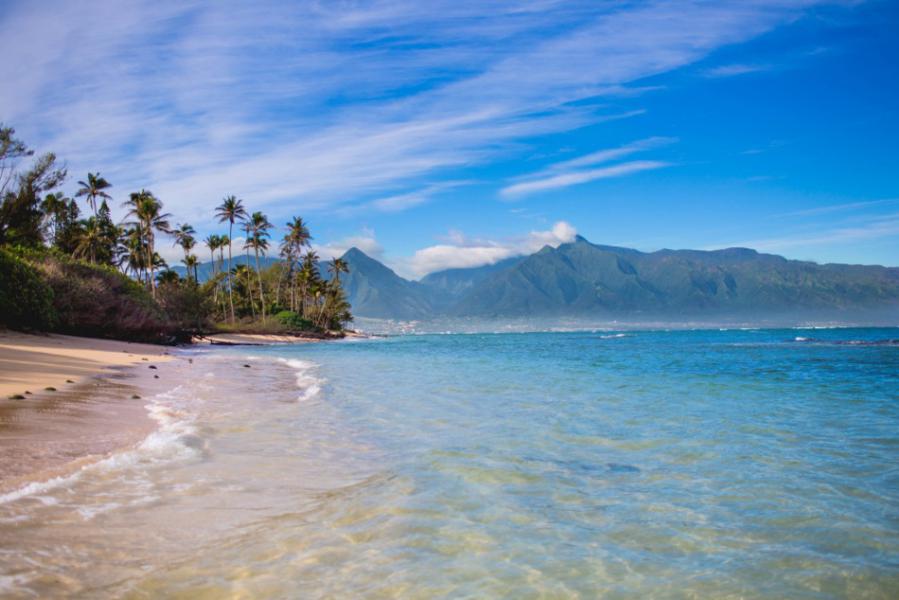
[0,331,172,398]
[0,332,175,492]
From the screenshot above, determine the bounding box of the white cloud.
[0,0,837,226]
[314,229,384,260]
[501,160,671,198]
[500,136,676,198]
[408,245,514,277]
[403,220,578,278]
[548,137,676,172]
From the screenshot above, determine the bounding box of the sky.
[1,0,897,278]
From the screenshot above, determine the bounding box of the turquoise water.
[1,328,897,597]
[242,327,899,597]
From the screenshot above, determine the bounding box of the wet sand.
[194,332,322,345]
[0,332,172,398]
[0,332,177,494]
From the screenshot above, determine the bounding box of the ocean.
[1,327,897,597]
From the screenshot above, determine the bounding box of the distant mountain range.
[175,236,899,322]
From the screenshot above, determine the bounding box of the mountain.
[167,237,899,322]
[337,248,435,320]
[448,236,899,319]
[420,257,522,309]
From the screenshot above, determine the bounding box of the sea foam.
[277,357,325,401]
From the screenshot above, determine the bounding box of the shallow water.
[1,328,898,598]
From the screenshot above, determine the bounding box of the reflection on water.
[1,328,898,598]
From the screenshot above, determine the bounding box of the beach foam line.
[277,357,325,401]
[0,386,202,507]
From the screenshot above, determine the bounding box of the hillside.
[341,237,899,321]
[337,248,435,319]
[165,238,899,322]
[450,236,899,319]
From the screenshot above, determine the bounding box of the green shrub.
[157,280,213,333]
[275,310,316,331]
[22,252,178,343]
[0,248,57,330]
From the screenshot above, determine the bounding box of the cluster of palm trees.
[210,196,351,329]
[33,169,353,330]
[1,125,352,331]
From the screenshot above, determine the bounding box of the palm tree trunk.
[148,230,156,297]
[210,249,217,302]
[275,264,287,312]
[245,246,256,319]
[254,248,265,322]
[227,223,235,322]
[219,248,226,319]
[317,296,328,329]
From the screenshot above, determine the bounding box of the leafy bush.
[0,247,57,330]
[275,310,316,332]
[22,251,178,343]
[157,280,213,334]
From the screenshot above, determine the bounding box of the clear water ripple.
[0,327,896,598]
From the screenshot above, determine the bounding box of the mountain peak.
[342,247,368,260]
[574,234,590,244]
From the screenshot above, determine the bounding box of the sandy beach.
[193,332,322,345]
[0,331,172,399]
[0,332,176,494]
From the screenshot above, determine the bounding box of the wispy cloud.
[703,63,772,77]
[500,135,676,198]
[363,181,474,213]
[780,198,899,218]
[0,0,839,227]
[713,212,899,258]
[547,136,676,172]
[501,160,671,198]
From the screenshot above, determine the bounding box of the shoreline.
[0,331,174,399]
[0,329,348,500]
[0,332,182,495]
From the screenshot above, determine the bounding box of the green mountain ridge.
[448,236,899,319]
[168,236,899,322]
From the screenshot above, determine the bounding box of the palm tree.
[182,254,199,283]
[285,216,311,251]
[40,192,68,243]
[74,217,103,264]
[328,257,349,284]
[217,235,228,278]
[172,223,197,281]
[123,190,170,296]
[75,173,112,217]
[204,234,222,302]
[204,234,220,277]
[156,269,180,285]
[120,225,146,281]
[284,216,312,310]
[247,211,272,321]
[299,250,319,318]
[241,221,256,318]
[215,195,247,322]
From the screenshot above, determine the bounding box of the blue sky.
[1,0,897,277]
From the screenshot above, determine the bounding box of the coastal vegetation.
[0,124,352,343]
